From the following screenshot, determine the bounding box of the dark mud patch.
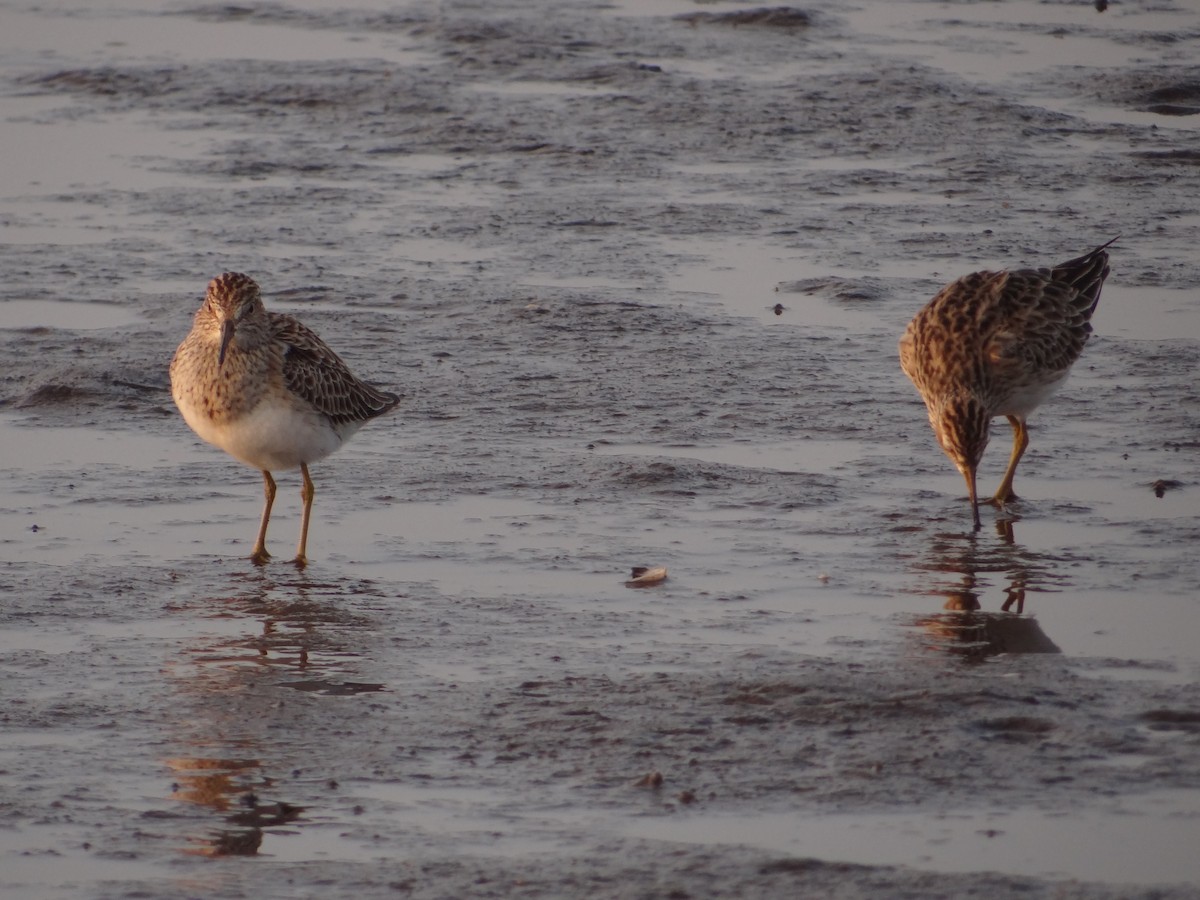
[1100,73,1200,117]
[676,7,814,30]
[1139,709,1200,733]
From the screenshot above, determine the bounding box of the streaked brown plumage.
[899,239,1115,528]
[170,272,400,566]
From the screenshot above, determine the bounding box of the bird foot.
[291,554,308,569]
[249,547,271,566]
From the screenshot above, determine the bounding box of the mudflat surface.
[2,1,1199,898]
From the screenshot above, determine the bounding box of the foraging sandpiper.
[899,239,1115,528]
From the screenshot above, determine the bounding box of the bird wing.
[984,270,1095,378]
[271,312,400,425]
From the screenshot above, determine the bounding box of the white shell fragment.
[625,566,668,588]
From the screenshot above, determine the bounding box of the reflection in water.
[167,756,263,812]
[167,755,302,857]
[161,571,383,855]
[907,516,1063,661]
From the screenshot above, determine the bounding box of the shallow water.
[625,789,1200,884]
[2,0,1199,898]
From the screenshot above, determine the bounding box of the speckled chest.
[169,332,285,427]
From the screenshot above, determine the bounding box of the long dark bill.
[218,319,236,369]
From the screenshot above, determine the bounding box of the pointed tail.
[1052,235,1117,317]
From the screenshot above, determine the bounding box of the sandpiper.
[899,239,1115,528]
[170,272,400,566]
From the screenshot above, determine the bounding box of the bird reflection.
[168,756,301,857]
[161,570,384,856]
[908,515,1062,661]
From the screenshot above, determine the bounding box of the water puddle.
[257,825,382,862]
[519,273,644,293]
[262,236,499,287]
[464,80,618,98]
[0,5,424,67]
[0,832,168,900]
[656,235,897,327]
[623,789,1200,885]
[1033,95,1200,130]
[837,0,1146,87]
[606,0,749,16]
[997,586,1199,682]
[1092,286,1200,342]
[589,439,866,475]
[0,96,257,200]
[0,418,395,566]
[0,300,141,330]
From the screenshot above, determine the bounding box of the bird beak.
[218,319,236,369]
[963,466,982,531]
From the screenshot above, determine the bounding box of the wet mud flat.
[2,0,1200,898]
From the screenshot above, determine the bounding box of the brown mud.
[2,1,1199,898]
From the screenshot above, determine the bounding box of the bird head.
[929,393,991,528]
[202,272,263,369]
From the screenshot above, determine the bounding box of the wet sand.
[2,1,1200,897]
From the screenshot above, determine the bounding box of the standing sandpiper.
[899,239,1115,529]
[170,272,400,566]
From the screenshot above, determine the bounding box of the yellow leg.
[992,415,1028,505]
[294,463,314,568]
[250,471,275,565]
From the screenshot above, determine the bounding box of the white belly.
[997,372,1069,418]
[177,393,354,472]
